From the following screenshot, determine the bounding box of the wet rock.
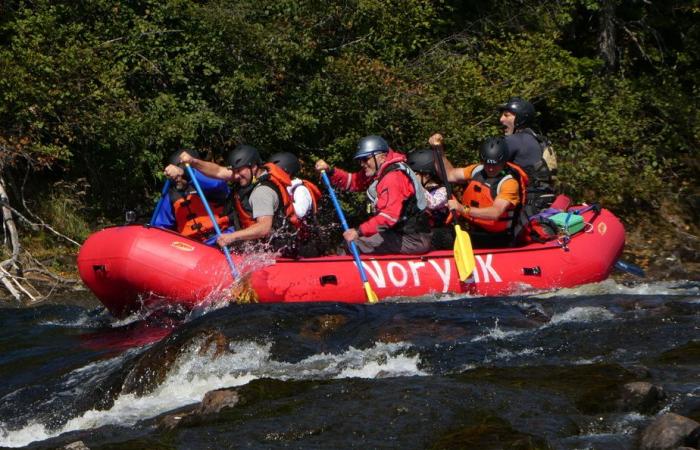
[158,388,241,430]
[617,382,666,414]
[62,441,90,450]
[122,329,229,396]
[639,413,700,450]
[198,388,240,415]
[299,314,348,341]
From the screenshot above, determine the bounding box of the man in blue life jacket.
[497,97,556,214]
[151,149,235,245]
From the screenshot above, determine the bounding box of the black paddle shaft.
[432,145,454,200]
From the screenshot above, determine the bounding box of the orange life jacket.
[169,188,232,240]
[233,163,321,229]
[460,162,529,234]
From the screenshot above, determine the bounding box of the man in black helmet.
[152,149,233,245]
[315,135,432,255]
[430,135,529,248]
[179,145,296,254]
[497,97,556,214]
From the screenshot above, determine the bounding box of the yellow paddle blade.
[230,275,258,304]
[453,224,475,281]
[364,281,379,304]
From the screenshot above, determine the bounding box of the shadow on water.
[0,282,698,449]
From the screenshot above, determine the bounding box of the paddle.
[614,260,646,278]
[320,170,379,303]
[149,179,171,225]
[183,164,241,282]
[431,146,475,281]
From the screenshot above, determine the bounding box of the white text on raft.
[359,254,502,292]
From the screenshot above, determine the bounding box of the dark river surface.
[0,278,698,449]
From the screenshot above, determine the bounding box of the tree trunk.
[598,0,618,73]
[0,170,23,301]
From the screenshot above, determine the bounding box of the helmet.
[354,135,389,160]
[268,152,300,177]
[498,97,535,129]
[226,144,262,169]
[168,149,200,166]
[407,148,436,175]
[479,137,509,165]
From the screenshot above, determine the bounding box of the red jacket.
[330,149,415,236]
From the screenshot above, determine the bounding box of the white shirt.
[288,178,313,218]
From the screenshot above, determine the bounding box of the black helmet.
[354,135,389,160]
[268,152,300,177]
[407,148,436,175]
[498,97,535,129]
[168,149,200,166]
[226,144,262,169]
[480,137,509,165]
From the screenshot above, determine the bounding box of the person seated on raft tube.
[430,133,529,249]
[152,149,235,245]
[314,135,432,255]
[406,148,455,251]
[267,151,324,257]
[179,145,309,257]
[498,97,556,215]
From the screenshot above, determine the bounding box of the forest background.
[0,0,698,299]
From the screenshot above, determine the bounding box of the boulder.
[63,442,90,450]
[639,413,700,450]
[197,388,240,415]
[618,381,666,413]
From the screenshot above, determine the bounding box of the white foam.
[548,307,615,325]
[0,339,423,447]
[471,318,527,342]
[538,279,699,298]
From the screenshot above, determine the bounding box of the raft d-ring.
[584,222,594,233]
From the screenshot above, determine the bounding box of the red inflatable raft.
[77,207,625,317]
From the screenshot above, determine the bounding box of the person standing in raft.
[152,149,235,246]
[406,148,454,250]
[314,135,432,255]
[498,97,556,214]
[179,145,307,257]
[430,134,529,248]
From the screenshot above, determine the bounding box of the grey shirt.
[504,131,542,170]
[250,184,279,219]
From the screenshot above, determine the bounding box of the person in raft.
[267,151,324,257]
[314,135,432,255]
[179,145,310,257]
[152,149,235,246]
[497,97,556,215]
[430,133,529,248]
[406,148,454,251]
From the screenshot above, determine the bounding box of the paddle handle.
[184,164,240,281]
[149,179,172,225]
[320,171,371,285]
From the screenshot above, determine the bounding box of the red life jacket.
[169,188,232,240]
[460,162,529,234]
[233,163,320,229]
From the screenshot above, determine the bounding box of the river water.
[0,279,698,449]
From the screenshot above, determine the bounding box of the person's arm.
[429,133,467,182]
[179,151,233,180]
[290,180,313,218]
[192,170,230,197]
[218,216,273,246]
[314,159,370,192]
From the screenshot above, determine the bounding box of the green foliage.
[0,0,697,223]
